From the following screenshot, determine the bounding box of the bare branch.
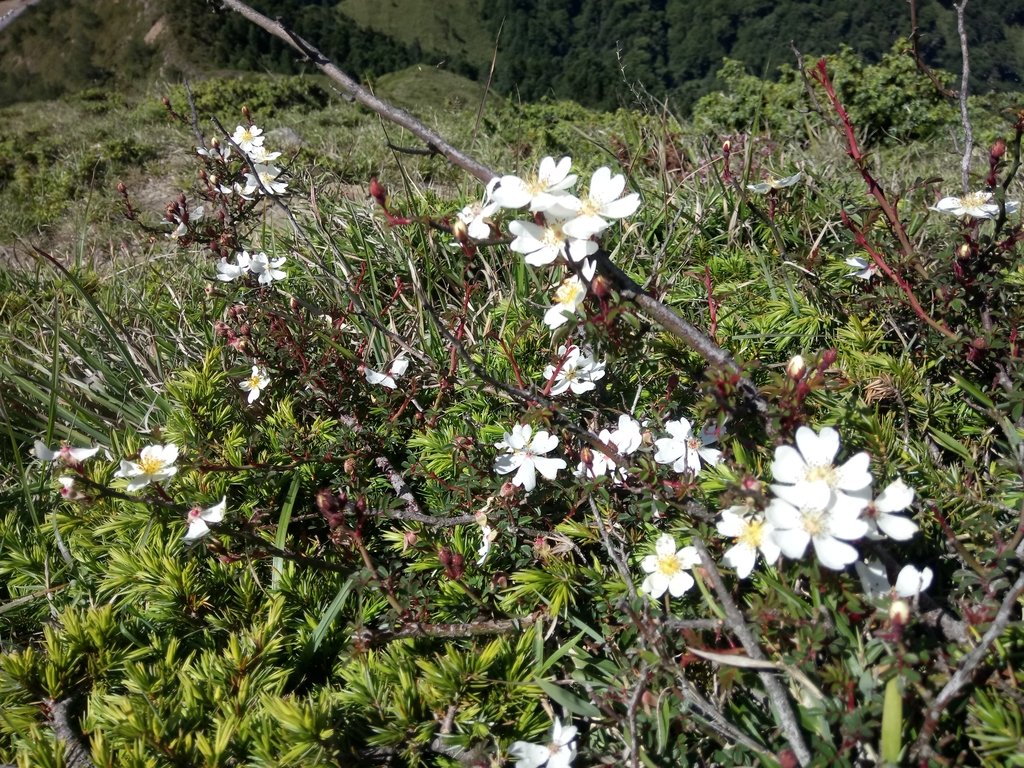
[693,538,812,766]
[217,0,767,418]
[955,0,973,194]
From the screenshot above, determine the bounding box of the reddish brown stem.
[839,210,957,339]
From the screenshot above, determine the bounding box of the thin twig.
[357,614,538,645]
[913,570,1024,760]
[693,538,812,766]
[955,0,973,194]
[587,496,637,601]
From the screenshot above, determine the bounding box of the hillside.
[1,0,1023,111]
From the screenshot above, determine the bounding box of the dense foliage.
[2,6,1024,767]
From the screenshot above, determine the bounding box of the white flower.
[845,256,878,280]
[508,717,578,768]
[770,426,872,498]
[32,440,100,465]
[543,345,606,396]
[248,252,287,285]
[640,533,700,598]
[930,190,1020,219]
[242,164,287,196]
[856,478,918,540]
[561,166,641,240]
[491,156,578,212]
[232,124,265,155]
[216,251,252,282]
[197,141,231,162]
[856,560,933,599]
[184,497,226,543]
[653,418,722,474]
[493,424,566,493]
[574,429,629,483]
[58,476,78,499]
[716,503,780,579]
[246,144,282,164]
[240,365,270,404]
[609,414,643,455]
[508,218,596,267]
[457,198,499,240]
[766,481,868,570]
[477,522,498,566]
[747,172,803,194]
[543,276,588,329]
[114,443,179,492]
[364,356,409,390]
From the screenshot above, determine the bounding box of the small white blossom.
[491,156,578,212]
[231,124,265,155]
[246,144,282,164]
[508,717,578,768]
[197,140,231,162]
[476,513,498,566]
[364,356,409,390]
[114,443,179,492]
[32,440,100,465]
[770,426,872,499]
[845,256,878,280]
[493,424,566,493]
[766,481,868,570]
[543,276,588,329]
[216,251,253,282]
[561,166,641,240]
[248,252,287,285]
[240,365,270,404]
[640,533,700,598]
[509,218,596,267]
[653,418,722,474]
[58,476,79,499]
[457,198,499,240]
[184,497,226,543]
[857,478,918,541]
[747,172,803,194]
[609,414,643,455]
[717,503,780,578]
[856,559,933,599]
[543,345,606,396]
[242,164,287,196]
[930,190,1020,219]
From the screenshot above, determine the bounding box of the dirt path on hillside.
[0,0,42,33]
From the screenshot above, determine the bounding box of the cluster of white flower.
[542,344,605,396]
[37,437,229,543]
[32,440,101,500]
[216,250,287,286]
[462,156,640,329]
[228,124,287,197]
[494,412,721,495]
[711,425,928,592]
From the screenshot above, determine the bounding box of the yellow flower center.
[961,191,990,208]
[579,198,600,217]
[248,374,263,388]
[802,509,827,537]
[656,553,682,577]
[804,464,837,486]
[739,519,764,548]
[138,455,165,475]
[554,279,586,305]
[240,128,254,143]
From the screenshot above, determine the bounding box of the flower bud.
[450,217,469,243]
[117,181,127,195]
[722,140,731,155]
[578,445,594,467]
[403,530,418,550]
[369,176,387,206]
[957,243,971,259]
[889,599,910,625]
[786,354,806,380]
[991,138,1006,160]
